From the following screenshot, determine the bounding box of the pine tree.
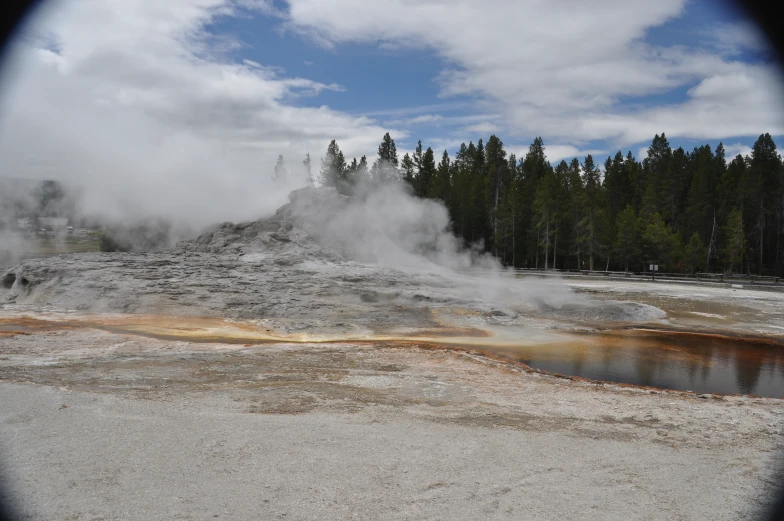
[355,155,370,187]
[303,153,314,186]
[580,154,604,271]
[495,153,519,266]
[533,171,557,270]
[420,147,436,198]
[642,212,680,271]
[686,232,705,275]
[413,140,424,196]
[485,135,509,255]
[319,140,348,193]
[567,158,585,269]
[742,133,782,274]
[723,208,746,274]
[273,155,288,183]
[306,133,783,274]
[615,205,640,272]
[430,149,451,202]
[644,133,673,219]
[521,138,550,267]
[401,153,415,187]
[372,132,400,184]
[603,151,628,221]
[470,139,489,249]
[377,132,398,166]
[685,144,717,243]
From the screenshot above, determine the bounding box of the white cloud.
[724,143,752,159]
[700,21,770,55]
[282,0,784,147]
[574,67,784,144]
[513,144,604,165]
[461,122,498,135]
[0,0,399,228]
[407,114,443,125]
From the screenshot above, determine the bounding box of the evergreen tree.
[420,147,437,198]
[643,133,673,220]
[615,205,640,272]
[485,135,510,255]
[567,158,586,269]
[401,153,415,187]
[533,170,557,269]
[686,232,706,275]
[303,153,313,186]
[377,132,398,166]
[319,140,348,193]
[521,138,550,267]
[413,140,424,196]
[642,212,680,271]
[580,154,605,270]
[686,144,717,243]
[431,149,451,202]
[723,208,746,274]
[603,151,628,221]
[303,132,784,275]
[355,155,370,187]
[742,133,782,274]
[372,132,400,184]
[273,155,288,183]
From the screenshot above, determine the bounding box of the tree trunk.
[553,221,558,270]
[707,210,717,270]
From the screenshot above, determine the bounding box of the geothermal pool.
[2,312,783,397]
[492,329,784,398]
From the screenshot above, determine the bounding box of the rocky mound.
[0,186,668,335]
[176,187,349,263]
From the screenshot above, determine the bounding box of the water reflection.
[499,331,784,398]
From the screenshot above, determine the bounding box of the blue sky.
[201,0,784,165]
[2,0,784,224]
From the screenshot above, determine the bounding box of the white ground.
[0,326,782,521]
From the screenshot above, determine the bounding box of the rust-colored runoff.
[1,314,783,398]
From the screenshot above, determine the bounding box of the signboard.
[649,264,659,272]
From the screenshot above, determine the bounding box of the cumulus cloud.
[461,122,498,135]
[724,143,753,159]
[0,0,399,229]
[520,145,605,165]
[2,0,782,236]
[574,66,784,144]
[282,0,784,147]
[700,21,771,56]
[407,114,444,125]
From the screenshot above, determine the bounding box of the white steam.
[281,180,577,310]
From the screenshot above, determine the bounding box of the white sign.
[649,264,659,271]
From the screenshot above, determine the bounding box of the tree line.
[277,131,784,276]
